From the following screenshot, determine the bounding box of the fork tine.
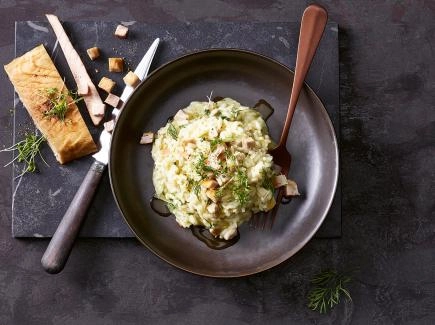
[250,167,289,230]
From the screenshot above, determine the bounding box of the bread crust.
[4,44,97,164]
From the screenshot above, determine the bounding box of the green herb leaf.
[232,168,250,206]
[1,133,47,177]
[167,123,179,140]
[261,169,275,193]
[194,153,215,178]
[167,202,176,211]
[42,87,82,121]
[188,178,201,197]
[210,138,223,152]
[307,270,352,314]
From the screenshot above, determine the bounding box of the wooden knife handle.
[41,160,106,274]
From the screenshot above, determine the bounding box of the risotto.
[151,98,276,240]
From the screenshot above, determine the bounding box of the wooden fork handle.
[279,4,328,146]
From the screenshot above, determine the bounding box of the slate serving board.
[12,20,340,238]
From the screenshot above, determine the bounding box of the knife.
[41,38,160,274]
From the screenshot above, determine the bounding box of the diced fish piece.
[242,137,255,150]
[285,179,300,197]
[104,93,121,108]
[140,132,154,144]
[173,109,188,121]
[201,179,219,189]
[272,174,287,188]
[207,203,218,214]
[206,189,218,203]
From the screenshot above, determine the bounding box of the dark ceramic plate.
[109,49,338,277]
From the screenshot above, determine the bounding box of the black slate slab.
[12,20,340,238]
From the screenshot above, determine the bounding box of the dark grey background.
[12,20,341,238]
[0,1,434,324]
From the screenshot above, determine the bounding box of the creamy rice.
[151,98,276,240]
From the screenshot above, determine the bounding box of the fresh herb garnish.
[307,270,352,314]
[167,202,176,211]
[167,123,179,140]
[194,153,215,177]
[225,150,236,162]
[210,138,223,151]
[193,183,201,196]
[261,169,275,193]
[43,87,82,121]
[1,133,47,177]
[232,168,250,206]
[188,178,201,197]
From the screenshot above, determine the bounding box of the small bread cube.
[98,77,116,93]
[123,71,140,88]
[272,174,287,188]
[140,132,154,144]
[284,179,300,197]
[104,119,115,133]
[86,47,100,60]
[108,57,124,72]
[104,93,121,108]
[114,24,129,39]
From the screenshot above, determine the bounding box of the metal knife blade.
[92,38,160,165]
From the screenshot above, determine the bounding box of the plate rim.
[109,48,339,277]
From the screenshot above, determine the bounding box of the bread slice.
[4,44,97,164]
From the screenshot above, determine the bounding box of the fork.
[252,4,328,229]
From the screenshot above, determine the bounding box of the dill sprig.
[167,123,179,140]
[194,153,215,177]
[1,133,47,177]
[307,270,352,314]
[167,202,176,211]
[261,169,275,193]
[43,87,82,121]
[232,168,250,206]
[210,138,223,152]
[188,178,201,197]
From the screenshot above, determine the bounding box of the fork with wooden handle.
[256,4,328,229]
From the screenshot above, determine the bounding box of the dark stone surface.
[12,20,340,238]
[0,1,434,324]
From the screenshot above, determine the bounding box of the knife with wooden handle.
[41,38,160,274]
